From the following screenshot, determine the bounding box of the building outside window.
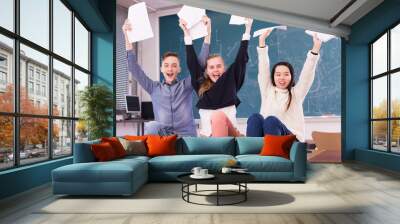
[0,0,91,170]
[28,66,34,80]
[0,54,7,88]
[0,71,6,85]
[28,81,34,94]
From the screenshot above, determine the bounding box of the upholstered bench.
[52,140,149,196]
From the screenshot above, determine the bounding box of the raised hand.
[311,33,322,54]
[244,17,253,34]
[259,29,272,48]
[202,15,211,44]
[202,15,211,34]
[179,19,190,37]
[122,19,132,34]
[122,19,133,50]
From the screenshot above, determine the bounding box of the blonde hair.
[198,54,223,97]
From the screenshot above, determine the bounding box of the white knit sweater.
[257,46,320,142]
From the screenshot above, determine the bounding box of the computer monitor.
[141,101,154,120]
[125,95,140,117]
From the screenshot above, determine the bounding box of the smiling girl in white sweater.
[246,30,322,142]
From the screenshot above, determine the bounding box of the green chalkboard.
[159,10,341,118]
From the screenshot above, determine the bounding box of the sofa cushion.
[91,142,118,161]
[236,155,293,172]
[235,137,263,155]
[260,135,297,159]
[118,138,147,156]
[52,159,147,183]
[177,137,235,155]
[101,137,127,158]
[148,154,235,172]
[147,135,177,157]
[124,135,148,141]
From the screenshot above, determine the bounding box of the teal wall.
[344,0,400,171]
[0,158,72,199]
[0,0,115,200]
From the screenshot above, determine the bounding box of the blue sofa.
[52,137,307,196]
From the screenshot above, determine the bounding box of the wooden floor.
[1,162,400,224]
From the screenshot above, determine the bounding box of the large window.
[0,0,91,170]
[371,23,400,154]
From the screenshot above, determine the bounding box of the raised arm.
[231,18,253,90]
[179,19,204,92]
[197,16,211,68]
[123,19,156,94]
[257,29,273,96]
[294,34,322,101]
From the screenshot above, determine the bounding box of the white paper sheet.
[177,5,205,28]
[253,26,287,37]
[305,30,337,42]
[189,21,208,40]
[229,15,246,25]
[127,2,154,43]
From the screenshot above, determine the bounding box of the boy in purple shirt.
[122,17,211,136]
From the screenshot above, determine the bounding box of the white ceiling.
[117,0,181,12]
[117,0,385,38]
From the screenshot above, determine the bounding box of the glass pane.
[74,18,89,70]
[20,117,49,165]
[53,59,72,117]
[53,0,72,60]
[391,24,400,70]
[0,34,14,112]
[74,69,89,118]
[391,120,400,153]
[20,44,49,115]
[391,72,400,118]
[0,0,14,31]
[53,119,72,158]
[372,121,388,151]
[372,77,387,119]
[372,33,387,76]
[75,120,88,143]
[0,116,13,170]
[20,0,49,49]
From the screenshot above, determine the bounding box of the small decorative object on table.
[221,159,241,173]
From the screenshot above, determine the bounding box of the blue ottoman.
[52,157,148,196]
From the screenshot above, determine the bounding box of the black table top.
[177,172,255,185]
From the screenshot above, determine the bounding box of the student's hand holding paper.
[311,33,322,54]
[202,16,212,44]
[122,19,132,33]
[259,29,272,48]
[202,16,211,35]
[122,19,133,50]
[179,19,190,37]
[244,18,253,34]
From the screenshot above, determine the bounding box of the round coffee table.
[177,172,255,206]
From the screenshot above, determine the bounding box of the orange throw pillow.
[101,137,127,158]
[260,134,297,159]
[91,142,117,161]
[124,135,148,142]
[146,135,177,157]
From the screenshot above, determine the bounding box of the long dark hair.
[271,62,295,111]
